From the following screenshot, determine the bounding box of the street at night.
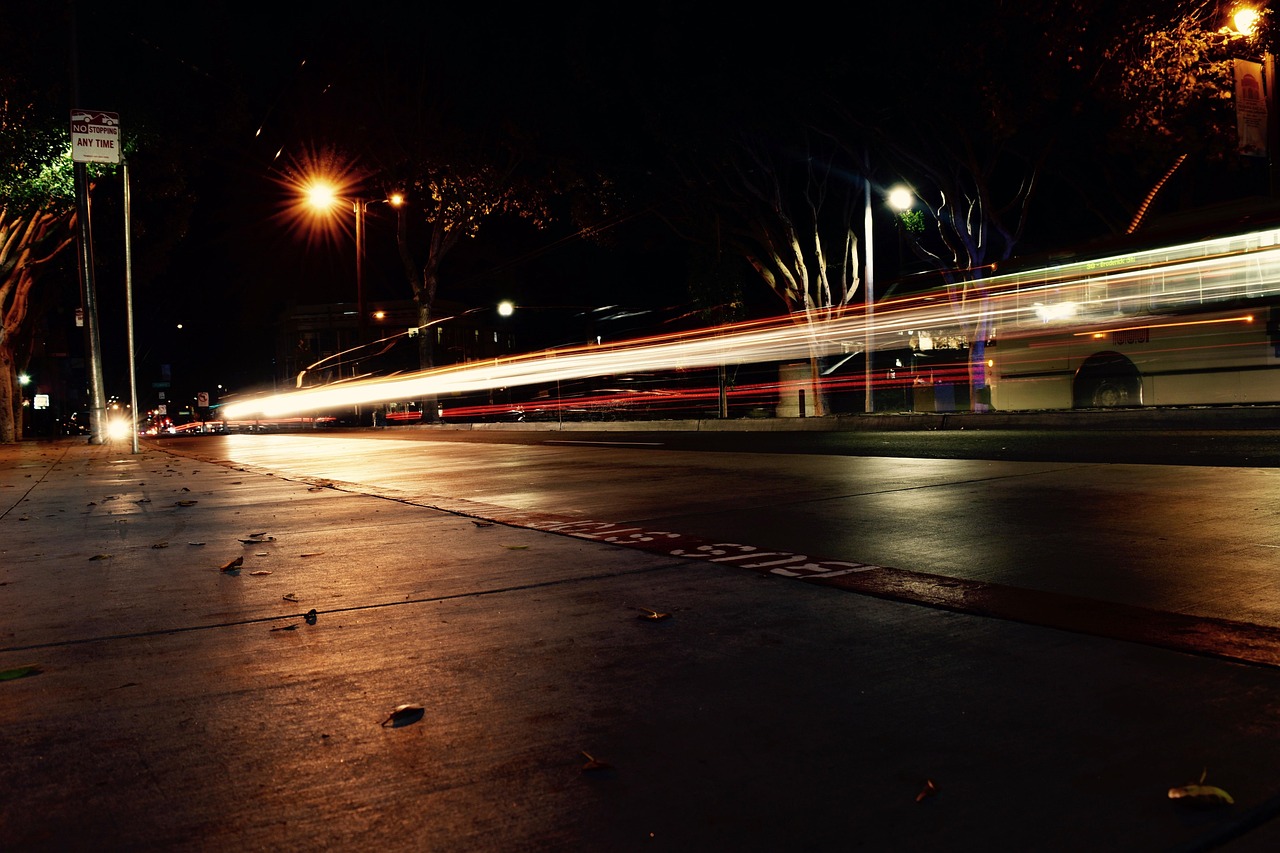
[8,2,1280,851]
[5,422,1280,850]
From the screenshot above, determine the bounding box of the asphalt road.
[343,424,1280,467]
[158,425,1280,667]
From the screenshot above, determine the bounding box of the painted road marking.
[520,517,1280,670]
[161,445,1280,671]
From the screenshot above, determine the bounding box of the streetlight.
[304,182,404,348]
[864,179,915,414]
[1224,5,1275,190]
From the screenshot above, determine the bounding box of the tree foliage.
[0,5,80,442]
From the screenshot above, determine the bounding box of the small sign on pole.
[70,110,121,164]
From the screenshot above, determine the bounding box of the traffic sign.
[70,110,121,164]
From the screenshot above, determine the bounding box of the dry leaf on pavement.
[580,751,614,772]
[637,608,671,621]
[219,556,244,572]
[381,704,425,728]
[1168,769,1234,806]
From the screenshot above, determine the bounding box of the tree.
[388,150,562,377]
[0,10,80,443]
[679,130,866,316]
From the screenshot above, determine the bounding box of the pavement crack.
[0,563,682,654]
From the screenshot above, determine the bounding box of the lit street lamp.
[304,182,404,347]
[864,181,915,414]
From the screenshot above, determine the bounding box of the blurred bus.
[985,213,1280,410]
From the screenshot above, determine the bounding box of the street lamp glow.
[18,373,30,386]
[306,181,339,210]
[887,186,914,212]
[1233,6,1261,37]
[497,300,515,317]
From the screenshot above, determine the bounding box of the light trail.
[223,228,1280,421]
[223,298,1012,420]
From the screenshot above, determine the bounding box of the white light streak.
[223,227,1280,421]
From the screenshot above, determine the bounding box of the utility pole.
[69,8,108,444]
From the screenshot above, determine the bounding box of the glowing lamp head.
[887,186,914,212]
[497,301,515,317]
[306,181,339,211]
[1233,6,1261,37]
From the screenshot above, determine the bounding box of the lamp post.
[1225,5,1276,194]
[305,183,403,348]
[864,176,915,414]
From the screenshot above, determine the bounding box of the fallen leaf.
[637,608,671,621]
[89,554,112,561]
[305,609,318,625]
[472,520,494,527]
[255,552,269,557]
[916,779,938,802]
[580,751,614,772]
[283,593,300,602]
[300,552,324,558]
[381,704,425,727]
[175,500,198,507]
[503,545,530,550]
[248,532,268,537]
[219,556,244,572]
[0,665,42,681]
[135,498,151,504]
[1168,783,1235,805]
[188,541,205,546]
[151,542,169,549]
[249,570,273,576]
[1169,769,1234,806]
[270,624,299,632]
[239,535,275,544]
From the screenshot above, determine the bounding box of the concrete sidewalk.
[2,438,1280,852]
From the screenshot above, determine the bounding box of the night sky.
[43,3,755,399]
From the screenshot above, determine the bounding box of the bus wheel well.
[1073,351,1143,408]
